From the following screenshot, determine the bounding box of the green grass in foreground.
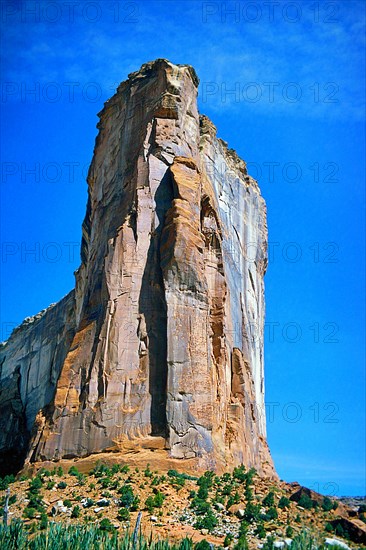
[0,520,348,550]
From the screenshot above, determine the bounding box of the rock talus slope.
[0,59,275,477]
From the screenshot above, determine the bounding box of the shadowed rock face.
[0,59,275,477]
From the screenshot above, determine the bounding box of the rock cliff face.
[0,59,275,477]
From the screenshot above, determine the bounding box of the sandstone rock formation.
[0,59,275,477]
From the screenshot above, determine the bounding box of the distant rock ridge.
[0,59,276,477]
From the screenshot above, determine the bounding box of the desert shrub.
[325,522,334,532]
[233,536,249,550]
[38,468,52,477]
[278,496,290,509]
[168,469,197,481]
[297,493,313,510]
[194,509,217,532]
[224,534,233,547]
[46,480,55,490]
[197,485,209,500]
[27,493,44,512]
[76,472,86,486]
[243,502,261,523]
[0,475,15,490]
[263,506,278,521]
[222,484,233,496]
[285,525,294,536]
[170,476,186,490]
[197,471,214,491]
[68,466,80,476]
[262,491,275,507]
[190,498,211,515]
[23,507,36,519]
[117,507,130,521]
[57,481,67,490]
[145,496,155,514]
[246,468,256,485]
[99,518,115,532]
[91,462,111,478]
[117,485,139,510]
[238,520,249,537]
[254,523,266,538]
[29,476,43,493]
[83,498,94,508]
[153,491,165,508]
[63,499,72,508]
[232,464,247,483]
[39,512,48,530]
[71,505,81,518]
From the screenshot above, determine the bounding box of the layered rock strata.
[0,59,275,477]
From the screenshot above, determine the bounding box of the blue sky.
[1,0,365,495]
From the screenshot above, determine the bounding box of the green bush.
[168,469,197,481]
[71,505,81,518]
[23,507,36,519]
[263,506,278,521]
[285,525,294,536]
[91,462,111,478]
[197,485,209,500]
[238,520,249,537]
[0,475,15,490]
[190,498,211,515]
[262,491,275,507]
[261,536,275,550]
[153,491,165,508]
[278,496,290,509]
[197,471,214,490]
[224,534,233,547]
[222,484,233,496]
[118,485,136,508]
[76,472,86,486]
[39,512,48,530]
[99,518,115,532]
[232,464,247,483]
[57,481,67,489]
[233,536,249,550]
[297,493,313,510]
[325,522,334,533]
[117,507,130,521]
[254,523,266,538]
[29,476,43,493]
[68,466,80,476]
[194,509,217,532]
[63,499,72,508]
[243,502,261,523]
[145,496,155,514]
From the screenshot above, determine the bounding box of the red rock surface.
[0,60,275,478]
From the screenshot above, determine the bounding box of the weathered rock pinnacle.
[0,59,275,477]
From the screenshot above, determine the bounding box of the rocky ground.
[1,454,365,548]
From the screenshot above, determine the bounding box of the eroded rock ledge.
[0,59,275,478]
